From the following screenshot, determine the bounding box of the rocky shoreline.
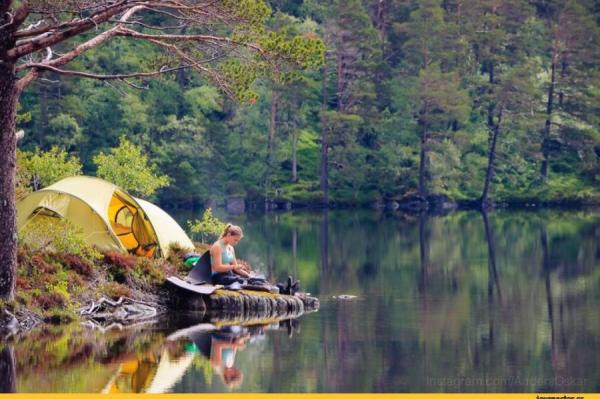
[0,244,320,338]
[237,195,600,214]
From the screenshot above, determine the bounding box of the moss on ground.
[13,244,196,325]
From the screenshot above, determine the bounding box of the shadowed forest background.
[15,0,600,208]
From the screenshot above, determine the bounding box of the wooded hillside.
[16,0,600,208]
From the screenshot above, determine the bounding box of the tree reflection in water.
[0,345,16,393]
[7,210,600,393]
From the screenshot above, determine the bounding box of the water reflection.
[0,346,16,393]
[4,312,305,393]
[4,209,600,392]
[103,321,281,393]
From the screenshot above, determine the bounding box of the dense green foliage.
[16,147,82,197]
[16,0,600,207]
[93,136,170,197]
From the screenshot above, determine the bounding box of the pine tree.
[537,0,600,181]
[411,64,469,198]
[316,0,382,203]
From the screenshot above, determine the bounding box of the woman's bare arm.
[230,247,250,278]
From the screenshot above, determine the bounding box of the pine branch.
[17,63,190,80]
[15,5,147,92]
[7,0,135,60]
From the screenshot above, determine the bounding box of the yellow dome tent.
[17,176,194,258]
[134,197,195,258]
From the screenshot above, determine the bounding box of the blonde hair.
[220,223,243,239]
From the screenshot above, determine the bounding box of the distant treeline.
[17,0,600,208]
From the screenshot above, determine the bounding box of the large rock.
[397,194,457,214]
[226,196,245,214]
[163,281,319,322]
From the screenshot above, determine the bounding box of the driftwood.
[81,317,158,333]
[14,308,42,331]
[79,296,162,327]
[0,310,19,336]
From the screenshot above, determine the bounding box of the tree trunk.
[418,214,428,294]
[558,60,566,107]
[39,83,48,147]
[481,111,502,209]
[336,49,345,112]
[292,227,298,279]
[264,88,280,194]
[268,88,279,169]
[541,225,555,349]
[482,210,500,346]
[418,125,428,198]
[291,130,298,183]
[0,61,18,301]
[320,66,329,205]
[376,0,386,54]
[482,210,501,301]
[541,59,556,181]
[319,210,329,292]
[176,65,188,88]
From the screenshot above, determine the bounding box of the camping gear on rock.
[184,252,212,285]
[181,251,277,293]
[276,276,301,295]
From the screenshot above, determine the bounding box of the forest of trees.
[15,0,600,210]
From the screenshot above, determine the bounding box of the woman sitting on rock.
[210,224,250,285]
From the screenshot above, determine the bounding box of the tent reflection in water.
[101,325,251,393]
[17,176,193,258]
[101,346,198,394]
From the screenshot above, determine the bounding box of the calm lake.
[3,209,600,393]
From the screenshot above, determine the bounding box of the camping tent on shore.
[17,176,194,258]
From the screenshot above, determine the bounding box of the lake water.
[3,209,600,393]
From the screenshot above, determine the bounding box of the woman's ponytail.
[220,223,243,239]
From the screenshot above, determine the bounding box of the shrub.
[36,292,66,311]
[187,208,226,243]
[17,146,82,191]
[101,282,133,299]
[44,310,75,325]
[93,136,169,197]
[31,255,56,274]
[16,277,30,290]
[59,254,94,278]
[19,217,101,259]
[67,273,85,292]
[133,258,166,285]
[103,251,137,269]
[104,251,137,283]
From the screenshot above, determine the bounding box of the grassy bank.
[4,241,208,329]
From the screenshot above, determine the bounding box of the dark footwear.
[277,276,300,295]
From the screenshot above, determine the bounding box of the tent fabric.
[134,198,194,258]
[17,176,194,258]
[17,189,123,252]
